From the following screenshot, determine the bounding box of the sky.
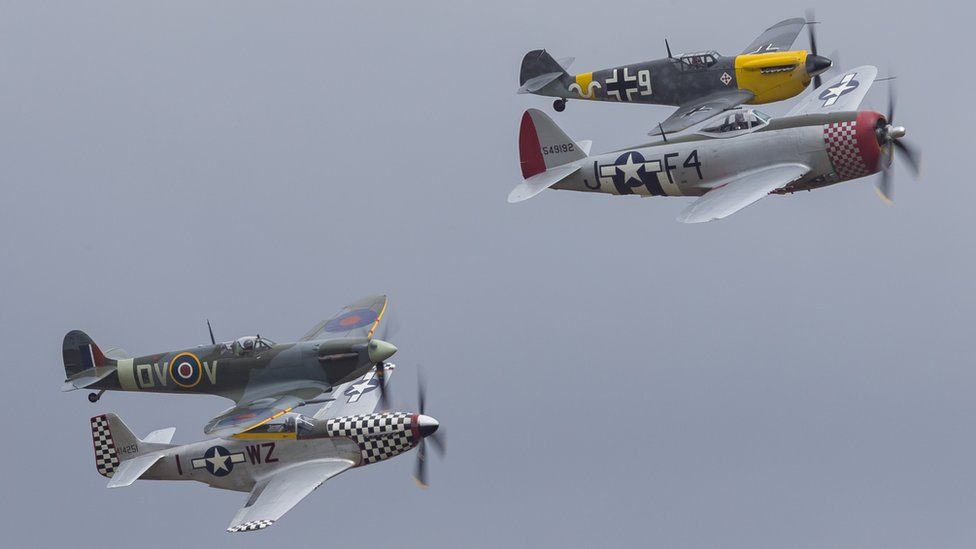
[0,1,971,547]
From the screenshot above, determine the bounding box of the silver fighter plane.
[509,65,920,222]
[87,364,445,533]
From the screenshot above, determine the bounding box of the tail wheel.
[553,99,566,112]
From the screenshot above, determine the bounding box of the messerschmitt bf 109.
[509,66,920,223]
[61,295,399,437]
[87,365,446,532]
[518,16,833,135]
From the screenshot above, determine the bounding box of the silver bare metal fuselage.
[553,112,882,198]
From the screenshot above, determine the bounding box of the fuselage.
[551,110,888,198]
[98,411,426,493]
[90,337,375,402]
[531,50,818,107]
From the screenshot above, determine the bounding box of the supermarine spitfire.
[509,66,920,222]
[62,295,399,437]
[518,17,833,134]
[88,364,446,533]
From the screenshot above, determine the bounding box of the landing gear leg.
[88,390,104,403]
[553,98,566,112]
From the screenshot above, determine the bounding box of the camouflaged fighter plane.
[518,16,833,135]
[61,295,400,437]
[87,364,446,533]
[509,66,920,222]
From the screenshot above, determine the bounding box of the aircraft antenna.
[207,319,216,345]
[659,123,668,143]
[665,39,674,59]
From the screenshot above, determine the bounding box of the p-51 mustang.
[61,295,400,437]
[87,364,446,533]
[518,17,833,134]
[509,66,920,222]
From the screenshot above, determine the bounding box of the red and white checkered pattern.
[823,121,871,181]
[91,415,120,478]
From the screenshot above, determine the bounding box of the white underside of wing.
[677,164,810,224]
[226,459,355,533]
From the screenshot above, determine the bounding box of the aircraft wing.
[298,295,389,342]
[786,65,878,116]
[677,164,810,223]
[204,391,322,438]
[312,363,395,420]
[652,90,754,136]
[741,17,807,54]
[227,459,355,533]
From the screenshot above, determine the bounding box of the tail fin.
[63,330,111,378]
[519,109,587,178]
[90,414,175,478]
[518,50,570,93]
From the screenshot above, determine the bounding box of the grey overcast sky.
[0,1,970,547]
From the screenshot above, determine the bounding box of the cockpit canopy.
[677,51,718,69]
[230,335,275,356]
[698,109,771,137]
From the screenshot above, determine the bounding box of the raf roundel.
[323,308,379,333]
[169,352,203,388]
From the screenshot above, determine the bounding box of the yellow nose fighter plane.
[518,16,833,135]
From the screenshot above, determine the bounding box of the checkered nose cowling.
[325,412,418,465]
[822,111,884,182]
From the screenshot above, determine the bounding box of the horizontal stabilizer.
[107,453,164,488]
[508,165,581,203]
[143,427,176,444]
[61,366,116,392]
[518,72,563,94]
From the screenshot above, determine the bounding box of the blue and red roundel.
[170,352,202,388]
[324,308,378,333]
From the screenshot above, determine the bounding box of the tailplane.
[62,330,118,392]
[510,109,588,203]
[90,414,175,486]
[518,50,572,94]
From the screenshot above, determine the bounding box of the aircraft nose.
[417,415,439,438]
[805,54,832,76]
[367,339,397,363]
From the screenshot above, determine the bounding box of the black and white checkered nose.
[417,415,439,438]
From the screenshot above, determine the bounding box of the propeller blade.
[417,365,427,415]
[888,84,896,123]
[893,140,920,176]
[428,430,446,457]
[805,9,823,88]
[875,167,893,204]
[413,440,428,488]
[375,363,389,410]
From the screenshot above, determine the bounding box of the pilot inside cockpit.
[702,109,771,135]
[230,335,275,356]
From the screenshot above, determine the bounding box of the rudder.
[519,109,587,179]
[519,49,568,87]
[63,330,110,379]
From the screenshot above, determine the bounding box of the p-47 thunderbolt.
[87,365,445,532]
[518,17,833,134]
[509,66,920,222]
[61,295,399,437]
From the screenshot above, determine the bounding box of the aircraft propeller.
[875,83,921,203]
[413,366,446,488]
[805,10,833,89]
